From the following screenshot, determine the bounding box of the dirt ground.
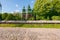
[0,28,60,40]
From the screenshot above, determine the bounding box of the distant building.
[22,5,32,20]
[27,5,32,19]
[0,3,2,13]
[22,6,26,20]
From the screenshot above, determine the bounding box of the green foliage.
[1,13,21,20]
[0,24,60,28]
[5,14,15,20]
[52,16,60,20]
[14,13,21,20]
[28,17,34,20]
[33,0,60,20]
[5,13,21,20]
[2,13,8,20]
[0,13,2,20]
[36,15,45,20]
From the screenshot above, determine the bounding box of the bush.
[52,16,60,20]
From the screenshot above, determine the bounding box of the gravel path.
[0,28,60,40]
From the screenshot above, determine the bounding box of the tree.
[5,13,14,20]
[2,13,8,20]
[33,0,50,20]
[0,13,2,20]
[44,0,60,20]
[33,0,60,20]
[14,13,21,20]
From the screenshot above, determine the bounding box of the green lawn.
[0,24,60,28]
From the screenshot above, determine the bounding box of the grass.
[0,24,60,28]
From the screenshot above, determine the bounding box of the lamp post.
[0,3,2,13]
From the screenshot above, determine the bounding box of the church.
[22,5,33,20]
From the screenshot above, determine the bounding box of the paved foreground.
[0,28,60,40]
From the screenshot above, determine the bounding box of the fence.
[0,20,60,24]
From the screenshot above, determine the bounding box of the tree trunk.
[49,16,52,20]
[34,13,36,20]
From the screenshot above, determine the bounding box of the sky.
[0,0,36,13]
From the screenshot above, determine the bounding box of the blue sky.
[0,0,35,13]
